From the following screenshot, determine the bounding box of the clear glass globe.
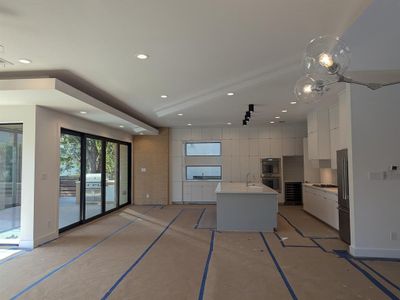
[303,35,351,76]
[294,75,326,104]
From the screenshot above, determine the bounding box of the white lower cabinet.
[183,181,218,203]
[302,185,339,230]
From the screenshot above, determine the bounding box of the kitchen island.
[215,182,278,232]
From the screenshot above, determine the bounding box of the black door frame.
[59,128,132,233]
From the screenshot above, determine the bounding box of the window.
[58,129,131,231]
[185,142,221,156]
[186,166,222,180]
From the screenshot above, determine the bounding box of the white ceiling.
[0,0,372,128]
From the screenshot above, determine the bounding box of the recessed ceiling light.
[227,92,235,96]
[119,125,124,128]
[139,132,144,135]
[275,116,280,119]
[161,95,168,99]
[18,58,31,64]
[79,111,87,114]
[177,113,183,116]
[136,54,149,60]
[282,109,287,113]
[227,122,232,125]
[187,123,192,126]
[290,101,297,105]
[270,121,275,124]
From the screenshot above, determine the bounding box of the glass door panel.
[0,124,22,244]
[119,144,129,205]
[85,138,103,219]
[105,142,118,211]
[59,133,81,229]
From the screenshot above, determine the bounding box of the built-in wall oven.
[261,158,281,193]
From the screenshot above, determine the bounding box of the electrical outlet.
[146,193,150,199]
[390,232,398,241]
[141,168,146,173]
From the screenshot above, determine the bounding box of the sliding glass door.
[85,137,103,219]
[0,124,22,244]
[59,132,81,229]
[106,142,118,211]
[59,129,131,231]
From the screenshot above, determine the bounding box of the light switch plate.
[141,168,146,172]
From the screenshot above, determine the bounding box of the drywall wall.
[282,156,304,182]
[347,84,400,258]
[0,106,36,248]
[170,123,307,203]
[133,128,169,205]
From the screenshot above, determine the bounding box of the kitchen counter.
[215,182,278,195]
[303,183,338,195]
[215,182,278,232]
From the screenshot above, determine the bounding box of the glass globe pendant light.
[303,35,351,76]
[294,75,329,104]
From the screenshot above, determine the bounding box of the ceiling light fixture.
[18,58,31,64]
[187,123,192,126]
[227,92,235,96]
[136,54,149,60]
[79,111,87,114]
[139,132,144,135]
[242,120,248,126]
[161,95,168,99]
[295,35,400,104]
[227,122,232,125]
[275,116,280,119]
[282,109,287,113]
[270,121,275,124]
[177,113,183,116]
[119,125,124,128]
[290,101,297,105]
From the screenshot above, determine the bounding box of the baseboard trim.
[350,245,400,259]
[35,231,59,248]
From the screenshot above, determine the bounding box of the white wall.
[0,105,133,248]
[347,84,400,258]
[170,123,306,203]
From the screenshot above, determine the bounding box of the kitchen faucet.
[246,172,251,187]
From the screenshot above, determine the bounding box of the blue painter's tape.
[334,251,399,300]
[10,206,156,300]
[194,208,206,229]
[197,230,215,300]
[358,260,400,292]
[273,231,318,249]
[278,213,338,240]
[101,209,184,300]
[260,233,298,300]
[0,250,27,266]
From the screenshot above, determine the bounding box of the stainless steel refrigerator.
[337,149,350,244]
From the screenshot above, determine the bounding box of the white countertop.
[303,183,338,195]
[215,182,278,195]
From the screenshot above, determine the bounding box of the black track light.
[242,119,248,126]
[245,111,251,118]
[249,104,254,113]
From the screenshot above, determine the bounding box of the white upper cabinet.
[307,108,331,160]
[329,103,340,169]
[329,104,339,130]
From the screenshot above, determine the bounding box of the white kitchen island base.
[215,182,278,232]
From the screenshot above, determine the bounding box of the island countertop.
[215,182,278,195]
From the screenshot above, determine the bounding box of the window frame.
[184,141,222,157]
[59,128,132,233]
[185,165,222,181]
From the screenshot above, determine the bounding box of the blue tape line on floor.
[278,213,338,240]
[197,230,215,300]
[260,232,298,300]
[358,260,400,292]
[335,251,399,300]
[10,205,156,300]
[101,209,184,300]
[194,208,206,229]
[273,231,318,249]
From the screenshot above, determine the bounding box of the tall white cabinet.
[307,108,331,160]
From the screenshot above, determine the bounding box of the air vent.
[0,57,14,67]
